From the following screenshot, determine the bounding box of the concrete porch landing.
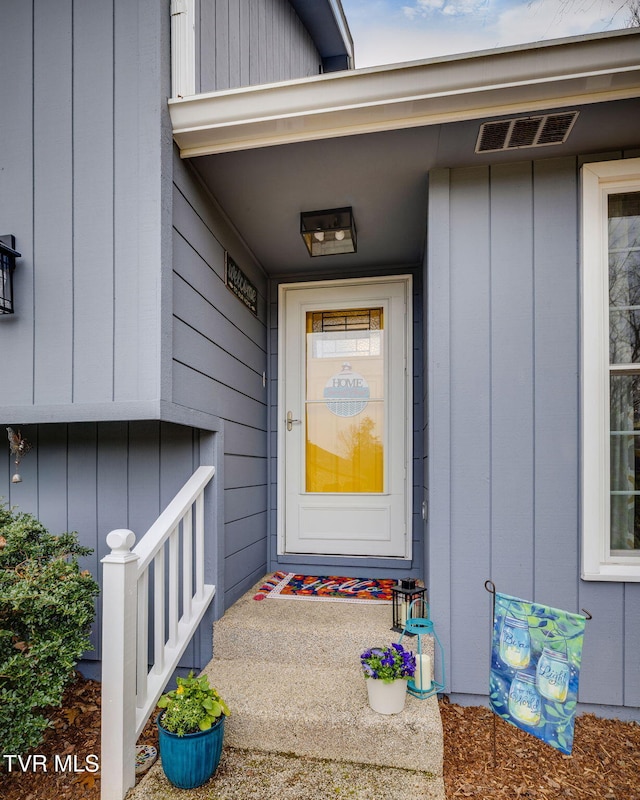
[128,579,445,800]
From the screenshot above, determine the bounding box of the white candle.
[414,653,432,690]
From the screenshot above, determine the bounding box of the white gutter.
[169,29,640,157]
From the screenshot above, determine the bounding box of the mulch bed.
[440,695,640,799]
[0,674,158,800]
[1,676,638,799]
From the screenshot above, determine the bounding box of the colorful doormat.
[489,592,586,755]
[253,572,394,603]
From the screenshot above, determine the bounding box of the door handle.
[286,411,301,431]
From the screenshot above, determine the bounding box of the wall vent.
[475,111,579,154]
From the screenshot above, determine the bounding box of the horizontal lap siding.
[0,0,168,413]
[427,157,638,710]
[199,0,320,92]
[172,155,268,608]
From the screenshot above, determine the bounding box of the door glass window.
[609,192,640,555]
[305,308,384,493]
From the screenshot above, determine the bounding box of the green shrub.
[0,504,100,760]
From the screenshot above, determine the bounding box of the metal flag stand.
[484,580,592,769]
[398,599,446,699]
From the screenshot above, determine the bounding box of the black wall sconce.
[0,235,21,315]
[300,207,356,256]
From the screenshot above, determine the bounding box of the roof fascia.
[169,29,640,157]
[289,0,354,68]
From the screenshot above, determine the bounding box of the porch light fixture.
[0,235,21,315]
[300,207,356,256]
[391,579,428,634]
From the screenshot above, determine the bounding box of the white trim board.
[581,156,640,582]
[277,275,413,560]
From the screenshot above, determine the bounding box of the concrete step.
[213,582,434,668]
[131,578,445,800]
[202,657,443,775]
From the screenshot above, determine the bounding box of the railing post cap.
[106,529,136,553]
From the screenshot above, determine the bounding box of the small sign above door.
[225,252,257,315]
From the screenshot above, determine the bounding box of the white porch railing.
[100,465,216,800]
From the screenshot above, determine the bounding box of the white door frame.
[277,275,413,559]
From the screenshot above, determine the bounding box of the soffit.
[192,96,640,276]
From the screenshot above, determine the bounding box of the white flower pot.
[365,678,407,714]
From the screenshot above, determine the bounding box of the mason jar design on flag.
[489,592,586,754]
[508,672,542,726]
[499,615,531,669]
[323,362,370,417]
[536,646,570,703]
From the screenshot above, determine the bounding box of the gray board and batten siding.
[427,154,640,716]
[0,0,271,612]
[0,421,219,678]
[0,0,285,423]
[197,0,323,93]
[0,0,172,415]
[0,0,271,689]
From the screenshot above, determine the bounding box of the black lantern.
[0,235,21,315]
[391,579,428,634]
[300,207,356,256]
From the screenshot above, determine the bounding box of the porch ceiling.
[189,95,640,276]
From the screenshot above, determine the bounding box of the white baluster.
[153,548,165,675]
[182,507,193,621]
[195,492,205,600]
[168,527,179,647]
[136,570,149,709]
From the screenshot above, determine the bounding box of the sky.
[340,0,634,67]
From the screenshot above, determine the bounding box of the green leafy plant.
[158,672,230,737]
[0,504,99,760]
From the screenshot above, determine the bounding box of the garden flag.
[489,592,586,755]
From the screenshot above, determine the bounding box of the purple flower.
[361,642,415,680]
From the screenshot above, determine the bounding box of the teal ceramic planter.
[157,714,225,789]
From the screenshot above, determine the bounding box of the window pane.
[610,491,640,553]
[610,306,640,363]
[609,193,640,250]
[609,193,640,363]
[609,374,640,552]
[305,310,384,493]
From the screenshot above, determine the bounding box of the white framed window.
[582,157,640,581]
